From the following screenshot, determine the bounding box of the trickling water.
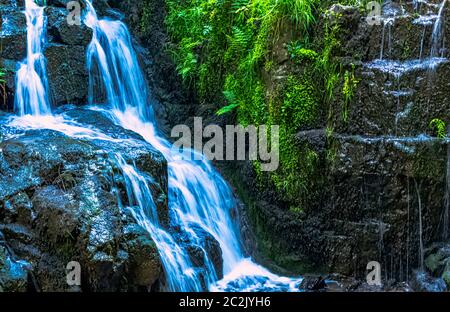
[420,26,427,59]
[414,180,424,271]
[379,18,394,60]
[14,0,50,116]
[442,144,450,240]
[83,0,303,292]
[430,0,447,58]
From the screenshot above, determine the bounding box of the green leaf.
[216,103,239,116]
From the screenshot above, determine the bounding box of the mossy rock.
[441,259,450,287]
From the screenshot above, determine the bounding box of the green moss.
[161,0,355,267]
[287,38,319,64]
[161,0,356,204]
[139,0,153,35]
[342,66,359,123]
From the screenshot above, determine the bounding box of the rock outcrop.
[0,107,168,291]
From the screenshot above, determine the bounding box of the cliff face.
[124,0,450,288]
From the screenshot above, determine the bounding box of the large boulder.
[0,108,168,291]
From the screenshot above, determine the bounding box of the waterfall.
[14,0,51,116]
[83,0,303,291]
[9,0,303,292]
[430,0,447,59]
[84,6,153,122]
[113,154,206,291]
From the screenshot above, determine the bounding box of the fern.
[229,26,251,52]
[429,118,447,139]
[216,103,239,116]
[231,0,249,11]
[216,90,239,116]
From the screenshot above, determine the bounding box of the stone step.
[330,59,450,137]
[345,0,449,62]
[401,0,443,16]
[364,14,448,61]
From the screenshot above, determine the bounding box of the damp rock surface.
[0,108,168,291]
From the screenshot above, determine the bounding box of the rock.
[0,108,168,291]
[45,44,89,106]
[0,224,33,244]
[299,275,327,291]
[32,186,81,247]
[295,129,327,153]
[0,8,27,61]
[327,4,360,27]
[45,6,93,46]
[411,270,447,292]
[0,243,29,292]
[1,192,34,225]
[123,221,162,289]
[442,261,450,288]
[425,245,450,276]
[179,223,223,281]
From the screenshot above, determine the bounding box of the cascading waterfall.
[113,154,206,291]
[11,0,206,292]
[83,0,303,291]
[430,0,447,59]
[10,0,303,292]
[14,0,51,116]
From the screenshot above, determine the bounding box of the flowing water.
[8,0,304,292]
[414,180,425,271]
[430,0,447,58]
[14,0,50,116]
[443,144,450,240]
[83,0,303,292]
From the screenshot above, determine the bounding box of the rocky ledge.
[0,107,169,291]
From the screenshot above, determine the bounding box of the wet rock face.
[319,0,450,282]
[220,0,450,285]
[0,108,168,291]
[182,223,223,280]
[323,135,449,278]
[0,0,90,110]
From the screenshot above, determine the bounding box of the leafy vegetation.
[429,118,447,139]
[162,0,358,209]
